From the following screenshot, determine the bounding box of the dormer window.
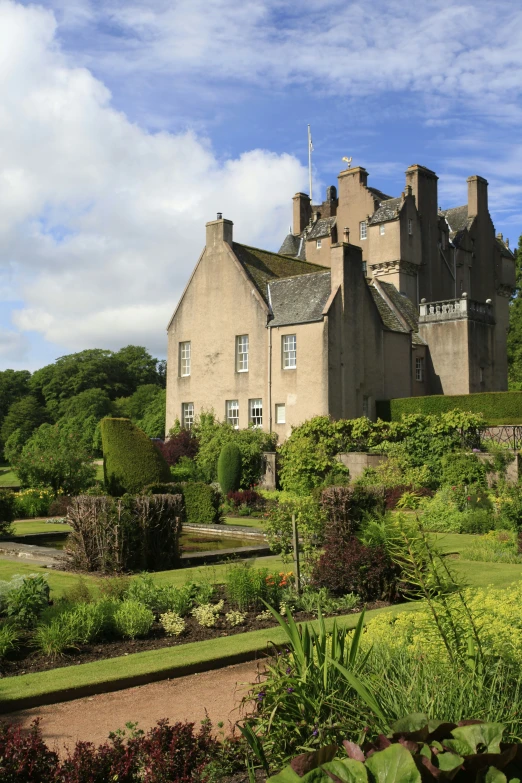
[360,221,367,240]
[316,239,322,249]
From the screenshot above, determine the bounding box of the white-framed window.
[226,399,239,429]
[236,334,249,372]
[360,221,367,240]
[181,402,194,429]
[415,357,424,382]
[179,341,191,377]
[275,403,286,424]
[316,239,322,249]
[249,398,263,427]
[362,261,367,276]
[282,334,296,369]
[408,219,413,236]
[362,395,370,418]
[380,224,385,236]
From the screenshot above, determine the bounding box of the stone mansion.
[166,162,515,440]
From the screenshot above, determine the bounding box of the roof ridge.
[269,269,331,283]
[234,242,323,269]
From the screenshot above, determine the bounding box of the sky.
[0,0,521,371]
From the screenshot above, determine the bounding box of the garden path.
[4,661,260,755]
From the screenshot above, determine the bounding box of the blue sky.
[0,0,521,370]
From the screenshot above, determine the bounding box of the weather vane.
[342,156,352,168]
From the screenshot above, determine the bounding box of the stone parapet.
[419,295,495,325]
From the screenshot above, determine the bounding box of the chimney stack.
[206,215,233,248]
[292,192,312,234]
[467,175,488,218]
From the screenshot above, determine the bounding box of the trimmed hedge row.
[100,417,171,495]
[144,482,222,525]
[376,391,522,424]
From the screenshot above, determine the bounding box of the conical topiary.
[217,442,242,495]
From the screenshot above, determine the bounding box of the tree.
[0,369,31,423]
[115,384,163,421]
[137,389,166,438]
[11,423,96,494]
[114,346,162,388]
[508,234,522,389]
[1,396,49,456]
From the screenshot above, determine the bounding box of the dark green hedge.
[376,392,522,425]
[144,481,222,525]
[0,490,15,535]
[217,442,241,495]
[100,418,171,496]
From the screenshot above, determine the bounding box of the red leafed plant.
[158,431,199,466]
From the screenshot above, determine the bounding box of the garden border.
[0,603,420,714]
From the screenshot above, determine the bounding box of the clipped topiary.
[100,417,171,496]
[0,490,15,537]
[217,442,242,495]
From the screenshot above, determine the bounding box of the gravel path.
[4,661,260,754]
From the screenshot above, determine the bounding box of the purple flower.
[312,729,319,737]
[286,667,292,674]
[257,692,266,701]
[473,448,481,453]
[287,687,294,693]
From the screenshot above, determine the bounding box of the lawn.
[223,516,264,529]
[0,464,19,487]
[11,520,72,535]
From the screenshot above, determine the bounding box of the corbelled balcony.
[419,294,495,324]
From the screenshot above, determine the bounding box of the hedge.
[65,494,184,572]
[100,418,171,495]
[217,442,241,494]
[376,391,522,425]
[0,490,15,535]
[144,481,222,525]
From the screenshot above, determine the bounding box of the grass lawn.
[95,463,104,481]
[0,464,19,487]
[223,516,264,529]
[11,520,72,535]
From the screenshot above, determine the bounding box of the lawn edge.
[0,602,419,713]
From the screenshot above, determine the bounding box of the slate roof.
[442,205,471,235]
[496,237,515,259]
[369,197,403,225]
[368,287,407,332]
[268,271,332,327]
[307,216,336,240]
[370,281,427,345]
[278,233,301,256]
[367,186,393,202]
[233,243,324,305]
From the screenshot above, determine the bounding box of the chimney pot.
[216,212,222,220]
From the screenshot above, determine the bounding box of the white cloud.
[0,0,307,360]
[0,328,30,363]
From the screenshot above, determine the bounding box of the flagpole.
[307,124,313,203]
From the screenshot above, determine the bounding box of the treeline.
[0,346,166,461]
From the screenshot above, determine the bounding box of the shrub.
[377,389,522,425]
[11,423,96,494]
[113,599,154,639]
[0,490,15,535]
[0,720,59,783]
[100,417,171,495]
[462,529,522,563]
[226,610,246,627]
[65,494,183,573]
[14,487,55,519]
[6,574,50,628]
[48,495,73,518]
[494,483,522,530]
[312,536,400,602]
[33,616,80,657]
[217,442,242,495]
[420,486,495,533]
[160,611,186,636]
[320,486,386,541]
[182,481,222,525]
[440,451,488,487]
[225,564,286,611]
[0,623,18,658]
[191,600,224,627]
[265,496,326,573]
[125,575,194,616]
[226,489,263,509]
[169,456,200,482]
[159,429,199,466]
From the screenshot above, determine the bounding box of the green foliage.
[508,233,522,390]
[1,395,49,458]
[10,423,96,494]
[225,564,289,611]
[279,413,484,494]
[193,411,277,488]
[420,486,495,533]
[462,529,522,564]
[0,490,15,535]
[160,611,186,636]
[100,417,170,495]
[182,481,222,525]
[14,488,55,519]
[0,369,31,424]
[268,718,522,782]
[113,599,154,639]
[377,390,522,425]
[124,574,194,616]
[440,451,488,487]
[217,442,242,494]
[6,574,50,628]
[0,623,19,658]
[170,456,200,482]
[265,495,326,573]
[115,385,166,438]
